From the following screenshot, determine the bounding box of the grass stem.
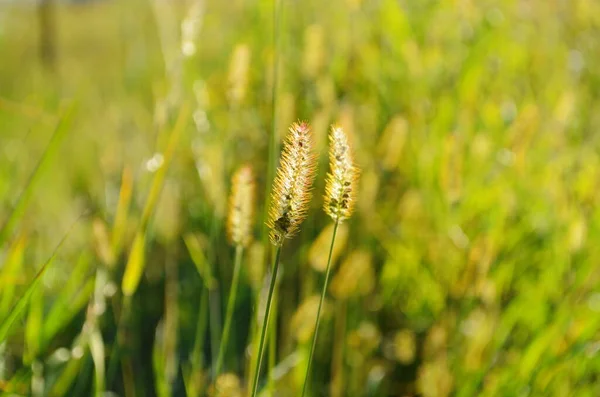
[208,215,223,374]
[250,245,282,397]
[215,245,244,376]
[267,283,278,394]
[301,219,340,397]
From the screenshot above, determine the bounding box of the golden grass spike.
[324,125,359,222]
[210,373,242,397]
[267,121,317,246]
[227,165,256,247]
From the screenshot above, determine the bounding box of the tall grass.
[1,0,600,396]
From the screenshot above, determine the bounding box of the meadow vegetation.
[1,0,600,396]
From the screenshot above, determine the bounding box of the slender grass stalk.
[262,0,282,229]
[217,164,255,382]
[164,246,179,390]
[0,212,81,343]
[302,125,358,396]
[301,219,339,397]
[250,246,282,397]
[208,215,223,374]
[252,121,316,396]
[0,104,74,245]
[330,299,348,397]
[106,296,132,394]
[189,287,209,396]
[215,245,244,376]
[255,1,282,390]
[268,282,279,395]
[192,287,209,368]
[246,300,259,395]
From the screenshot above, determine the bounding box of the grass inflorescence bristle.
[267,121,317,246]
[323,125,359,222]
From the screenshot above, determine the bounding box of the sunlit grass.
[1,0,600,396]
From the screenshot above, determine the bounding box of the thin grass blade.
[0,213,82,343]
[0,103,76,244]
[121,103,190,297]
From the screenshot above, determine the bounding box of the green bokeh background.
[1,0,600,395]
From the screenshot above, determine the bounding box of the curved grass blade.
[121,103,190,297]
[0,212,83,343]
[183,232,216,290]
[0,234,26,319]
[0,103,76,244]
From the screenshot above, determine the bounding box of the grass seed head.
[227,165,256,247]
[324,125,359,222]
[267,121,317,246]
[227,44,251,106]
[330,250,375,299]
[210,373,243,397]
[291,295,330,342]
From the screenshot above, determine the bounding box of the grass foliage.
[1,0,600,395]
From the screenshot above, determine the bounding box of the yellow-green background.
[1,0,600,395]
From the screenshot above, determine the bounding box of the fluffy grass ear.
[251,121,318,397]
[324,125,359,222]
[226,165,256,248]
[302,124,359,397]
[215,166,256,377]
[267,121,317,246]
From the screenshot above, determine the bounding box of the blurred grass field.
[1,0,600,395]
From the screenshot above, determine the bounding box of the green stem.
[192,287,209,368]
[260,0,282,244]
[301,220,340,397]
[190,287,209,396]
[251,245,282,397]
[267,0,281,199]
[215,245,244,377]
[208,215,222,374]
[330,300,347,397]
[246,310,257,396]
[106,296,131,387]
[268,284,278,394]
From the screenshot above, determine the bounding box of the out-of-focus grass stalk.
[263,0,282,221]
[38,0,57,69]
[251,0,283,391]
[0,212,83,343]
[111,166,133,261]
[301,220,339,397]
[89,270,108,396]
[164,246,179,393]
[254,121,317,395]
[267,0,283,389]
[208,216,223,374]
[303,125,358,396]
[250,246,282,397]
[121,103,190,296]
[185,232,215,395]
[0,103,75,245]
[182,286,209,396]
[0,234,26,320]
[268,284,279,395]
[106,296,131,392]
[246,309,259,395]
[330,300,347,397]
[192,288,209,367]
[215,245,244,376]
[122,348,136,397]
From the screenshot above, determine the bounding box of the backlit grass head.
[227,165,256,248]
[267,121,317,246]
[324,125,359,222]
